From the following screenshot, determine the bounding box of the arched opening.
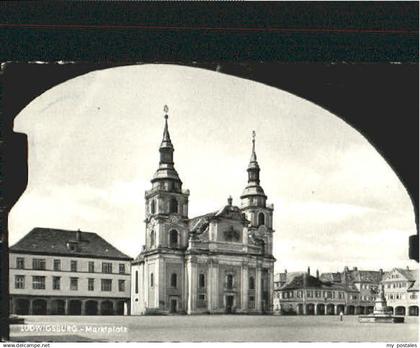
[101,300,114,315]
[32,299,47,315]
[337,304,345,315]
[117,301,125,315]
[326,303,335,315]
[199,273,205,288]
[51,299,65,315]
[226,274,234,289]
[395,306,406,316]
[366,306,374,314]
[86,300,98,315]
[355,306,365,315]
[347,305,355,315]
[297,303,304,315]
[15,299,29,315]
[69,300,82,315]
[249,276,255,290]
[408,305,419,316]
[169,230,178,248]
[316,303,325,315]
[306,303,315,315]
[169,198,178,214]
[386,306,394,314]
[170,273,177,288]
[258,212,265,226]
[150,199,156,214]
[150,230,155,248]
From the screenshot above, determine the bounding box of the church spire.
[247,130,260,184]
[161,105,173,150]
[151,105,182,188]
[240,130,266,202]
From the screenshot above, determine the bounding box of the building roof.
[350,270,382,283]
[279,273,359,292]
[274,272,304,283]
[320,272,342,283]
[10,227,132,261]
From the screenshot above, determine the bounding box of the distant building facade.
[273,268,362,315]
[382,267,419,316]
[131,111,275,315]
[9,228,131,315]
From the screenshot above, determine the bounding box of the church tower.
[144,106,190,251]
[240,131,274,256]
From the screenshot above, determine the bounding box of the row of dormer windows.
[15,257,126,274]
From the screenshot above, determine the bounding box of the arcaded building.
[131,110,275,315]
[9,228,131,315]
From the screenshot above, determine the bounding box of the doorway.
[170,298,177,313]
[225,295,234,314]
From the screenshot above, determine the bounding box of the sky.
[9,64,417,273]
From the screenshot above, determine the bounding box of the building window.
[307,290,313,298]
[32,258,46,270]
[53,259,61,271]
[119,279,125,292]
[32,276,45,289]
[198,294,206,301]
[15,275,25,289]
[101,279,112,292]
[249,276,255,290]
[169,230,178,248]
[88,261,95,273]
[70,277,78,290]
[53,276,60,290]
[16,257,25,269]
[169,198,178,214]
[88,278,94,291]
[70,260,77,272]
[151,199,156,214]
[170,273,177,288]
[226,274,234,289]
[199,274,206,288]
[150,230,155,248]
[258,212,265,226]
[150,273,154,287]
[119,263,125,274]
[135,271,139,294]
[102,262,112,274]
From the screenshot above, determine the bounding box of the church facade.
[131,109,276,315]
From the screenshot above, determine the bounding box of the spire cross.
[164,105,169,119]
[252,130,256,155]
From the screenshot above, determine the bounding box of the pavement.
[8,314,419,342]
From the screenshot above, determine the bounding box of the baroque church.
[131,108,276,315]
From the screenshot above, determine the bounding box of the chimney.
[284,269,287,275]
[406,266,410,271]
[76,229,81,241]
[307,267,310,275]
[316,269,319,279]
[344,266,349,273]
[353,267,358,271]
[379,268,383,276]
[228,196,233,206]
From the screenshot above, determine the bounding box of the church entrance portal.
[225,295,234,314]
[170,299,177,313]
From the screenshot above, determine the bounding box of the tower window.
[150,230,155,248]
[169,230,178,248]
[171,273,177,288]
[199,273,205,288]
[258,212,265,226]
[151,200,156,214]
[135,271,139,294]
[150,273,154,287]
[169,198,178,213]
[249,276,255,290]
[226,274,234,289]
